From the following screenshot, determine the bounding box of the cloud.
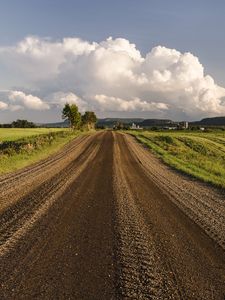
[93,95,168,112]
[0,90,49,111]
[0,36,225,120]
[8,91,50,110]
[0,101,8,110]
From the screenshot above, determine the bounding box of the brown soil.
[1,131,225,299]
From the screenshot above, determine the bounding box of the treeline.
[0,119,36,128]
[62,104,97,130]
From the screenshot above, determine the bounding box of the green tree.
[62,103,81,129]
[82,111,97,130]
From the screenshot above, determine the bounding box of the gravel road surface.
[0,131,224,299]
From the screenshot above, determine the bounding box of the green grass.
[0,128,68,142]
[129,130,225,188]
[0,129,83,174]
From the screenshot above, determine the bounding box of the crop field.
[129,130,225,188]
[0,128,68,142]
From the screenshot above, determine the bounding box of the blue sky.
[0,0,225,122]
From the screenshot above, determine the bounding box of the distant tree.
[82,111,97,130]
[114,122,124,130]
[12,119,36,128]
[0,123,12,128]
[62,103,81,129]
[96,125,105,130]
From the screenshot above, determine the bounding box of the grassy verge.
[0,129,83,174]
[128,130,225,189]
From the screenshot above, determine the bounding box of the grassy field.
[129,130,225,188]
[0,128,81,174]
[0,128,67,142]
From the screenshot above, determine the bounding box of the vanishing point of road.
[0,131,225,299]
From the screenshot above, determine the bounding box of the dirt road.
[0,131,225,299]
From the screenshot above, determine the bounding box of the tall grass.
[129,130,225,188]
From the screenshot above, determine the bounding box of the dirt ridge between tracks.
[113,134,183,299]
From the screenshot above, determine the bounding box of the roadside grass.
[0,129,82,174]
[128,130,225,188]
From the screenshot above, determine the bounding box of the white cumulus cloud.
[0,36,225,120]
[8,91,50,110]
[0,101,8,110]
[0,90,49,111]
[93,95,168,112]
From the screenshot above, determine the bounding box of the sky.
[0,0,225,122]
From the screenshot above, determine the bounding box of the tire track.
[1,131,115,300]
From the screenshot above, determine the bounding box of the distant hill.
[97,116,225,128]
[38,120,69,128]
[97,118,176,128]
[138,119,175,127]
[97,118,144,127]
[37,116,225,128]
[191,116,225,126]
[39,118,145,128]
